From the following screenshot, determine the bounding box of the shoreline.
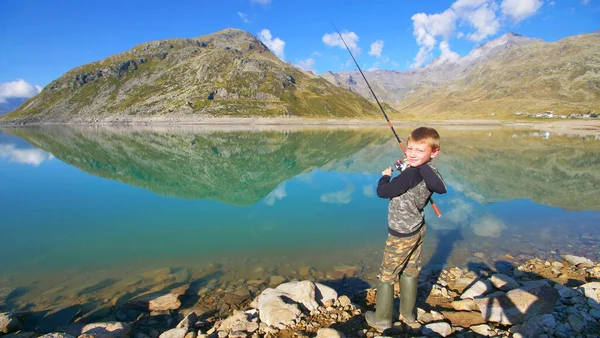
[1,118,599,136]
[1,253,598,338]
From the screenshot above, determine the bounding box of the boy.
[365,127,447,332]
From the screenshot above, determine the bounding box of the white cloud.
[311,51,323,57]
[251,0,271,4]
[501,0,543,23]
[0,144,54,166]
[368,40,384,57]
[549,1,556,5]
[439,41,461,63]
[237,12,250,23]
[264,182,287,206]
[464,3,500,41]
[0,79,42,104]
[409,0,544,68]
[258,29,285,60]
[322,30,361,55]
[295,58,315,73]
[367,63,379,71]
[582,0,590,4]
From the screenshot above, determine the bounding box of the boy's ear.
[430,147,440,159]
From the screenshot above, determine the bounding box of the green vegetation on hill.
[2,29,388,124]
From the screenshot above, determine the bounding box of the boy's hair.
[407,127,440,150]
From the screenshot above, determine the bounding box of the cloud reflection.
[470,213,507,238]
[0,143,54,166]
[320,185,354,205]
[362,185,375,198]
[264,182,287,206]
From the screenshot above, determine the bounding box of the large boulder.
[251,288,301,328]
[0,312,22,334]
[473,281,559,325]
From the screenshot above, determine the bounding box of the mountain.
[1,29,390,124]
[322,32,600,119]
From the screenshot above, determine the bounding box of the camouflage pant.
[379,224,427,282]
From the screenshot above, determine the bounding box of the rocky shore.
[1,254,599,338]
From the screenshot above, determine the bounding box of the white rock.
[422,322,452,337]
[473,282,559,325]
[578,282,600,303]
[562,255,594,268]
[490,274,520,292]
[315,283,338,304]
[470,324,492,336]
[0,312,21,334]
[81,322,131,338]
[316,328,346,338]
[158,328,187,338]
[252,288,301,328]
[460,279,493,299]
[276,281,319,311]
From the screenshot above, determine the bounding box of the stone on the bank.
[562,255,594,268]
[453,278,476,293]
[251,288,301,328]
[460,279,492,299]
[131,293,181,311]
[216,310,258,332]
[38,333,76,338]
[269,276,286,287]
[441,311,486,327]
[316,328,346,338]
[176,312,197,329]
[315,283,338,305]
[450,299,478,312]
[81,322,130,338]
[422,322,452,337]
[276,281,319,311]
[338,295,351,307]
[0,312,22,334]
[470,324,492,336]
[577,282,600,307]
[473,281,559,325]
[158,328,187,338]
[490,274,520,292]
[512,313,556,338]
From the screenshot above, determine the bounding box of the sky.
[0,0,598,104]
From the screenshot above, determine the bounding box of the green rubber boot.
[399,274,418,324]
[365,281,394,331]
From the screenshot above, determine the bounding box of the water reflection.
[0,125,598,314]
[0,143,54,166]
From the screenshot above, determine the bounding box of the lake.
[1,124,599,313]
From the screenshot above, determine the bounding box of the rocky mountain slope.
[323,32,600,119]
[1,29,390,124]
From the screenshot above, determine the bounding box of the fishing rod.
[331,23,442,217]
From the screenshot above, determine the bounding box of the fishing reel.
[393,159,408,172]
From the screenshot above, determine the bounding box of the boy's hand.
[382,167,393,176]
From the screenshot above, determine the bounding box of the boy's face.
[405,141,440,167]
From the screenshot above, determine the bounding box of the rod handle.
[431,200,442,217]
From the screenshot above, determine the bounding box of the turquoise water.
[0,125,599,311]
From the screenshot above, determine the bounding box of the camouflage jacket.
[377,162,446,237]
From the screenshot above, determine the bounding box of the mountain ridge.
[322,31,600,119]
[1,28,390,124]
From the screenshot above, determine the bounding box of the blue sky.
[0,0,598,103]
